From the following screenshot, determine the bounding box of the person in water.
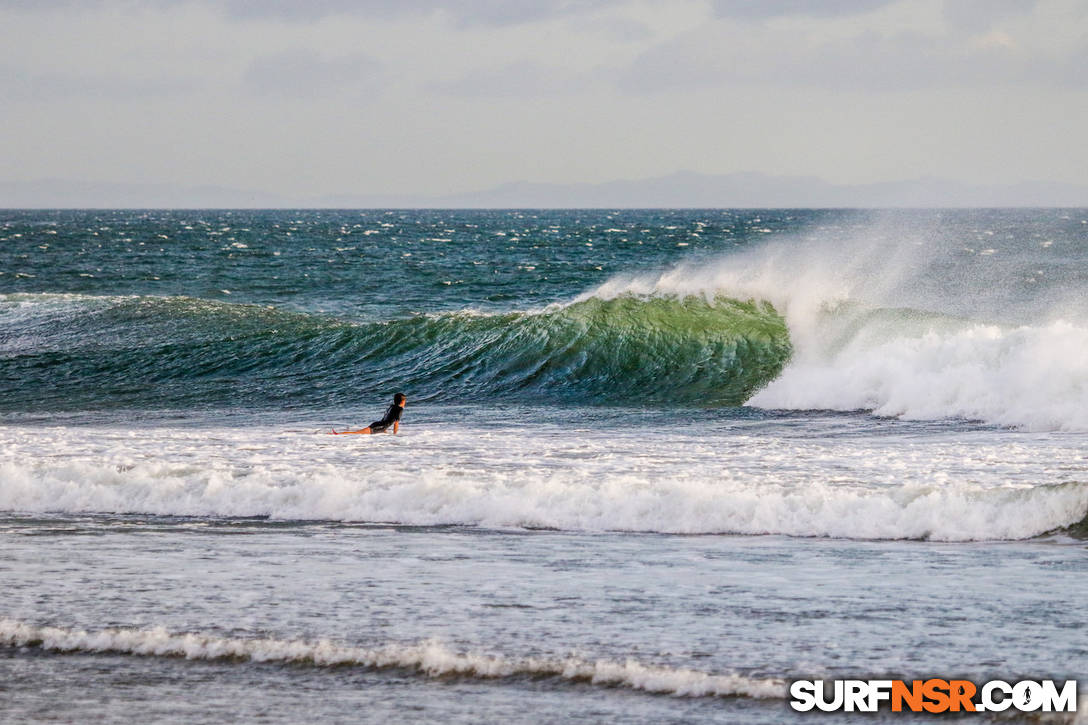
[334,393,406,435]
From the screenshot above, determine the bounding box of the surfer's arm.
[393,421,399,434]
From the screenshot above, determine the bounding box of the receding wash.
[2,208,1087,723]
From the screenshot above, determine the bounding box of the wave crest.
[0,619,785,699]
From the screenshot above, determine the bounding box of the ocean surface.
[1,208,1086,723]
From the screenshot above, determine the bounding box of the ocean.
[1,208,1086,723]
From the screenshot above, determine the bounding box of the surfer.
[333,393,406,435]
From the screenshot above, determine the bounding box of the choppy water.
[2,209,1087,723]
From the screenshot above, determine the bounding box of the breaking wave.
[2,455,1085,541]
[0,292,790,410]
[590,233,1088,432]
[3,210,1088,432]
[0,618,785,699]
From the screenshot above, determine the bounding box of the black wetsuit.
[369,404,403,433]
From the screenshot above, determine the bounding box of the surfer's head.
[394,392,407,406]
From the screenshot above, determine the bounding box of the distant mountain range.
[4,171,1088,208]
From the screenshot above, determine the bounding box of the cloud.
[618,10,1088,94]
[429,60,597,97]
[0,0,625,26]
[191,0,618,26]
[241,50,382,97]
[0,66,194,101]
[942,0,1038,32]
[711,0,1039,29]
[575,14,654,43]
[2,0,1086,195]
[710,0,899,20]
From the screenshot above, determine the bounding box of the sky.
[2,0,1087,198]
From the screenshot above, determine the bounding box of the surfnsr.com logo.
[789,679,1078,713]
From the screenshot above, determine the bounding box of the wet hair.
[393,392,406,405]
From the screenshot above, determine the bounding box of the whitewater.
[1,417,1086,540]
[2,208,1087,723]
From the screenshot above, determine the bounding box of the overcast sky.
[2,0,1086,197]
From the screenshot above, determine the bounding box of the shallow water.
[3,513,1086,724]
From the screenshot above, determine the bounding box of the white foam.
[0,618,784,699]
[0,424,1084,541]
[751,319,1088,431]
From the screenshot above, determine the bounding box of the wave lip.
[0,619,785,700]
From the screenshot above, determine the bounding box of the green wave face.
[400,295,792,405]
[0,294,792,411]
